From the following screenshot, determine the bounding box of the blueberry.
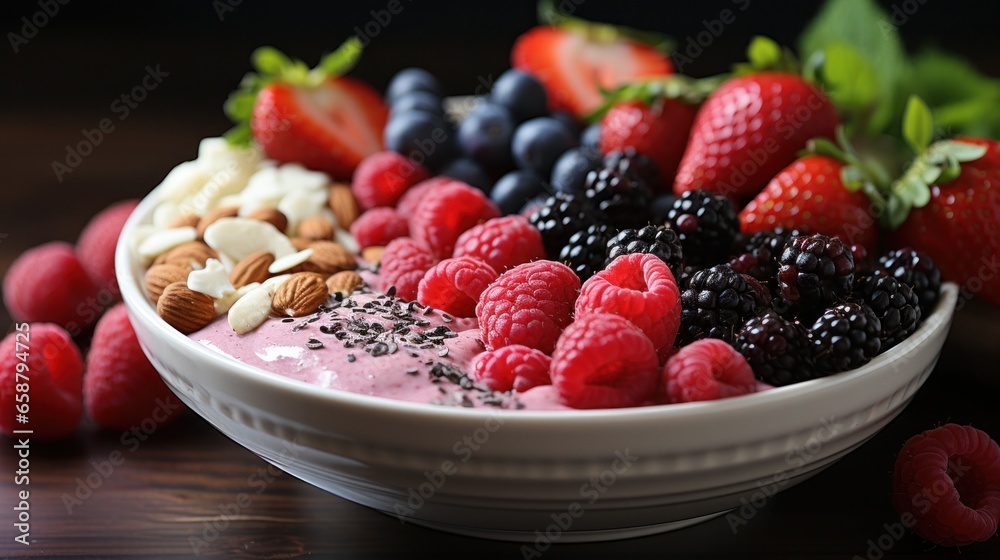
[390,90,444,118]
[384,112,455,171]
[511,117,578,176]
[490,170,546,215]
[550,147,603,194]
[580,123,602,152]
[490,69,547,123]
[550,111,582,135]
[440,158,494,192]
[457,102,515,173]
[386,67,443,104]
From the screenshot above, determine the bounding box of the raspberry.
[84,303,185,431]
[379,237,438,301]
[550,312,659,409]
[576,253,681,360]
[396,176,457,217]
[3,241,101,333]
[411,181,500,258]
[75,199,139,295]
[476,260,580,355]
[892,424,1000,547]
[663,338,757,404]
[0,324,83,439]
[472,345,552,393]
[417,257,498,318]
[351,151,430,210]
[453,215,547,273]
[349,207,409,249]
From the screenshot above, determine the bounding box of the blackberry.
[528,193,603,258]
[677,264,701,290]
[664,190,740,265]
[733,310,815,386]
[559,224,611,281]
[605,225,684,277]
[777,233,855,322]
[852,276,921,351]
[729,228,803,295]
[808,302,882,374]
[873,248,942,316]
[583,149,653,230]
[678,264,766,345]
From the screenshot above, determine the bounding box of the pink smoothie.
[190,290,571,410]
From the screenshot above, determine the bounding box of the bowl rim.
[117,176,959,424]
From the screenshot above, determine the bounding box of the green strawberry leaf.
[903,48,1000,138]
[584,73,726,123]
[734,36,798,75]
[798,0,906,134]
[806,43,880,135]
[223,38,365,147]
[902,96,934,154]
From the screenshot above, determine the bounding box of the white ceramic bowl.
[118,183,958,543]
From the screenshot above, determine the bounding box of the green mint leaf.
[251,47,292,77]
[902,96,934,154]
[813,43,880,133]
[798,0,906,133]
[223,122,253,147]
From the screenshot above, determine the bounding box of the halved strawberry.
[511,19,673,119]
[225,39,388,181]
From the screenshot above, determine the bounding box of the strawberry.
[673,72,839,204]
[600,100,697,188]
[511,11,674,119]
[224,38,388,181]
[890,137,1000,306]
[740,155,879,253]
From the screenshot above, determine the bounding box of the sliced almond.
[326,270,364,296]
[297,215,335,240]
[145,264,191,303]
[203,217,297,262]
[196,205,240,239]
[168,213,201,229]
[187,258,234,299]
[270,248,314,274]
[334,227,360,254]
[229,251,275,289]
[328,183,359,229]
[157,282,217,334]
[361,245,385,266]
[271,272,328,317]
[304,241,357,275]
[138,227,198,264]
[214,282,260,316]
[244,206,288,234]
[153,241,219,269]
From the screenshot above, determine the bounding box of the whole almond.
[326,270,364,296]
[290,236,313,251]
[361,245,385,266]
[197,205,240,239]
[297,216,335,241]
[157,282,217,334]
[229,251,275,289]
[328,183,360,228]
[168,213,201,229]
[271,272,329,317]
[145,264,191,303]
[153,241,219,269]
[245,206,289,234]
[304,241,357,274]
